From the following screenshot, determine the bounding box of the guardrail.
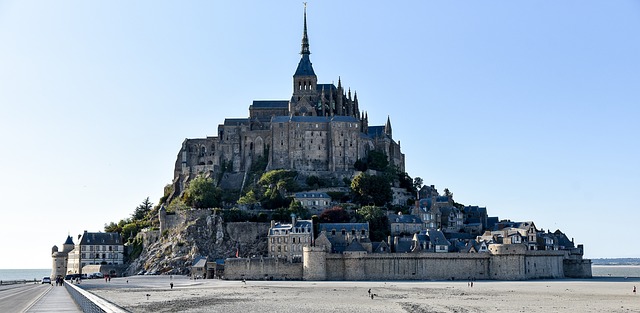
[0,279,40,285]
[64,281,129,313]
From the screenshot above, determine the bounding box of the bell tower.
[290,3,318,116]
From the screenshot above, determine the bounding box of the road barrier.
[64,281,128,313]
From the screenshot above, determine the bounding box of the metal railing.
[64,281,129,313]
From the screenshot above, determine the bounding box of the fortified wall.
[224,244,591,281]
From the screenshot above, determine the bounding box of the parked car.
[90,272,104,278]
[42,277,51,284]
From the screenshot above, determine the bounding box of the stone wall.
[225,244,573,281]
[563,259,593,278]
[224,257,303,280]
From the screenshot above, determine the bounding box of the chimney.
[291,213,297,226]
[270,220,276,228]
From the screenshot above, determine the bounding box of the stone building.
[267,214,314,262]
[170,6,405,199]
[51,235,75,279]
[66,231,124,275]
[293,192,331,214]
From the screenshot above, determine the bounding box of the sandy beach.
[80,276,640,313]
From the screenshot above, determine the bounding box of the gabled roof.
[426,230,450,246]
[344,240,366,252]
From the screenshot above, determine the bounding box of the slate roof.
[389,213,422,224]
[394,237,414,253]
[64,235,74,245]
[344,240,366,252]
[426,230,450,246]
[79,232,122,245]
[294,54,315,76]
[294,192,331,199]
[316,84,337,92]
[251,100,289,108]
[318,223,369,233]
[269,220,313,235]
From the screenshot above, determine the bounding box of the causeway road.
[0,283,81,312]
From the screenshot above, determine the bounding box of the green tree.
[183,176,222,208]
[132,197,153,220]
[356,205,389,242]
[367,150,389,171]
[238,190,259,205]
[351,173,392,206]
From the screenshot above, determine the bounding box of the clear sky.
[1,1,638,269]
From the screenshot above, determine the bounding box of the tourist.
[634,286,636,294]
[170,282,174,289]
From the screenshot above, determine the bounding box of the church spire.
[385,115,392,137]
[301,3,310,55]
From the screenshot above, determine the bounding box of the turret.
[384,116,392,137]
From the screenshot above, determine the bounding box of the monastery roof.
[316,84,337,92]
[223,118,249,126]
[367,126,385,137]
[79,232,122,246]
[250,100,289,108]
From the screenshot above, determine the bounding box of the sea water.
[0,269,51,281]
[592,265,640,278]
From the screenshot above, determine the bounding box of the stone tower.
[50,235,75,279]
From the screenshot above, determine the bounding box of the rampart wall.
[225,244,580,281]
[224,257,302,280]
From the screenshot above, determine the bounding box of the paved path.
[26,284,82,312]
[0,283,50,312]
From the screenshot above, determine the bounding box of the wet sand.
[80,276,640,313]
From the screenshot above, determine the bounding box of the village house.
[267,214,314,262]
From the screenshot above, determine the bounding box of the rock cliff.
[128,209,270,275]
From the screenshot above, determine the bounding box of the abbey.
[172,7,404,195]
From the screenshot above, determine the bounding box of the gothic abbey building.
[172,8,404,195]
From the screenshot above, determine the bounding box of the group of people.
[54,277,64,286]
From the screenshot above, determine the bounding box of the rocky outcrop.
[128,209,270,275]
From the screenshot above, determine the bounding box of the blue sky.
[1,1,638,269]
